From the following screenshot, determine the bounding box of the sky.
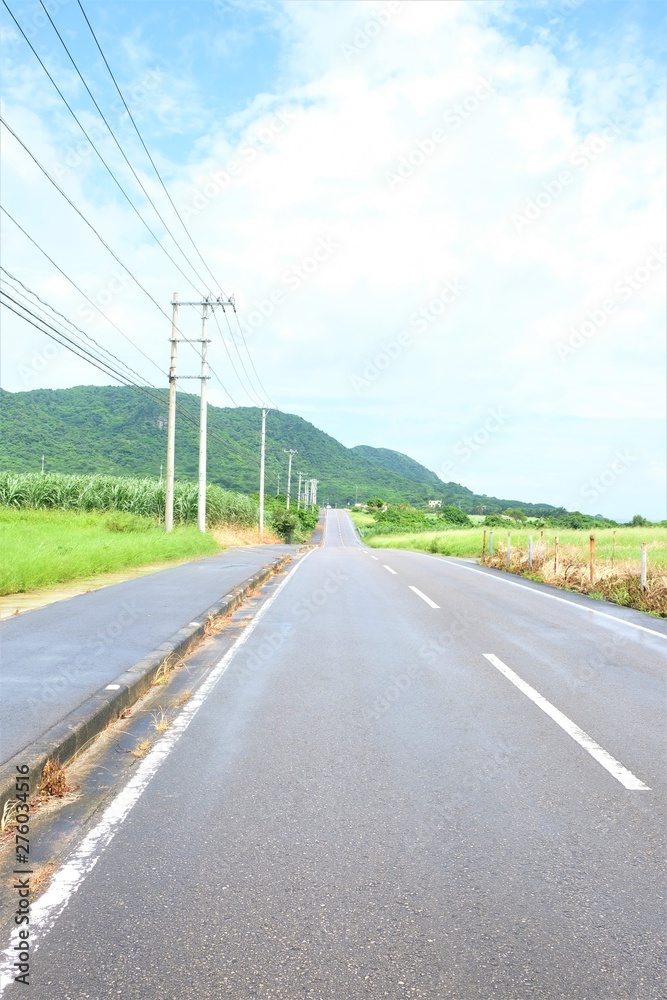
[0,0,665,520]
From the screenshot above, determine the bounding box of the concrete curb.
[0,553,293,823]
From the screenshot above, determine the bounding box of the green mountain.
[0,386,559,514]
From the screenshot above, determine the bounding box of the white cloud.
[0,0,664,517]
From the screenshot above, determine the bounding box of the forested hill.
[0,386,558,513]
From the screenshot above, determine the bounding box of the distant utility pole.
[297,471,303,510]
[40,455,44,474]
[259,407,268,538]
[284,449,297,509]
[310,479,318,509]
[166,292,233,533]
[276,473,280,496]
[303,475,309,510]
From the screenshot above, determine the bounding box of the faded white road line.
[442,561,666,640]
[383,565,398,575]
[0,549,315,995]
[370,555,379,561]
[409,586,440,609]
[482,653,650,791]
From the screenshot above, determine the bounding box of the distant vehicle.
[326,504,332,508]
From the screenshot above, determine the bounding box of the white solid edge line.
[383,565,398,575]
[442,560,666,640]
[0,548,315,995]
[409,585,440,609]
[482,653,651,791]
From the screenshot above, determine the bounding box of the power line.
[0,282,236,454]
[0,267,150,387]
[0,206,166,380]
[76,0,227,297]
[2,0,205,298]
[32,0,215,296]
[76,0,275,408]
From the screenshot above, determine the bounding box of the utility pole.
[310,479,318,509]
[169,293,233,533]
[276,473,280,496]
[284,449,297,509]
[165,292,179,532]
[197,301,210,533]
[297,471,303,510]
[259,407,267,538]
[40,455,44,474]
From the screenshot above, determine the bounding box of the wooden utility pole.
[165,292,178,532]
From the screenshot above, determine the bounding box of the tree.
[630,514,649,526]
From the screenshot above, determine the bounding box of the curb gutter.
[0,553,293,822]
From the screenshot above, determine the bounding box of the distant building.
[428,499,442,508]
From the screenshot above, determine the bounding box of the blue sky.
[1,0,665,519]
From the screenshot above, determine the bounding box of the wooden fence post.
[528,534,533,571]
[506,533,511,568]
[554,536,559,574]
[482,529,487,562]
[589,534,595,585]
[489,531,494,556]
[641,542,647,592]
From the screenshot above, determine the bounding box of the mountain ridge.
[0,386,560,514]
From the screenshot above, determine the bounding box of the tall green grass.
[0,472,258,527]
[0,507,220,595]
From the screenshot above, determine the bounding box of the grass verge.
[0,506,220,595]
[363,525,667,616]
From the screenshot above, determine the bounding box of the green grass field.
[360,525,667,566]
[0,507,220,595]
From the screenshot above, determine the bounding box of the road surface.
[1,509,664,998]
[0,545,293,763]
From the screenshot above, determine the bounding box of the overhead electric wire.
[76,0,227,298]
[232,307,276,407]
[76,0,275,408]
[1,0,205,299]
[0,117,178,324]
[5,1,272,413]
[0,267,150,387]
[0,284,235,451]
[31,0,215,298]
[211,308,261,407]
[0,206,166,380]
[0,292,143,388]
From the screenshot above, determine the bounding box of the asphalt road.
[0,545,292,763]
[1,509,665,998]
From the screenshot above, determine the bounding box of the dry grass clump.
[485,543,667,616]
[37,758,72,798]
[129,739,151,759]
[210,525,281,547]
